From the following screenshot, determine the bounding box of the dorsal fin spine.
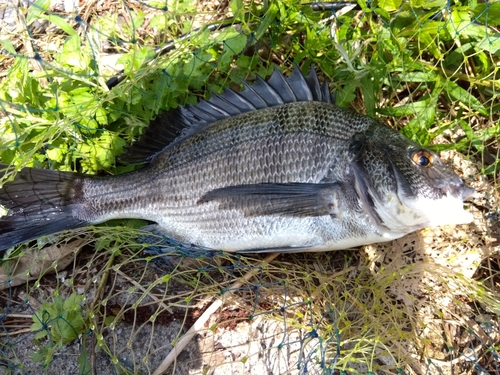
[221,88,257,111]
[211,93,242,115]
[240,81,268,109]
[120,65,332,164]
[268,67,297,102]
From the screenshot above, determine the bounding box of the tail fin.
[0,165,89,254]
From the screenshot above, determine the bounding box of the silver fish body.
[0,66,473,253]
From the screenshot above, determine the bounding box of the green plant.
[30,293,88,366]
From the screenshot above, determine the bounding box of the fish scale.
[0,66,473,254]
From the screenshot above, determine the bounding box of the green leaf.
[150,14,166,30]
[29,293,88,349]
[443,81,488,116]
[0,39,17,55]
[425,0,447,6]
[360,75,375,118]
[392,71,437,82]
[78,340,92,374]
[59,35,89,70]
[253,3,278,40]
[473,3,500,27]
[374,7,390,20]
[104,316,116,327]
[31,345,55,366]
[377,100,430,116]
[448,8,471,36]
[118,46,156,73]
[230,0,245,19]
[399,92,438,144]
[31,348,45,363]
[223,33,248,55]
[219,51,233,69]
[476,36,500,55]
[39,14,77,37]
[474,51,491,75]
[131,9,145,30]
[483,160,500,175]
[79,131,126,171]
[460,119,475,141]
[397,20,437,38]
[53,295,64,312]
[235,55,257,70]
[357,0,371,12]
[80,118,99,134]
[446,8,487,40]
[64,293,84,310]
[182,52,212,77]
[335,80,357,108]
[411,0,446,8]
[46,147,66,163]
[72,91,93,106]
[95,107,108,125]
[55,319,78,343]
[418,31,442,59]
[401,105,435,145]
[378,0,402,12]
[26,0,50,25]
[34,330,48,341]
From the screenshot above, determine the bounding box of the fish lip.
[461,185,475,200]
[441,183,475,200]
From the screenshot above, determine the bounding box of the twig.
[0,313,32,319]
[89,250,116,375]
[152,253,279,375]
[89,252,116,311]
[12,0,44,74]
[0,328,32,336]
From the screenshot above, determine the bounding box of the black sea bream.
[0,66,473,254]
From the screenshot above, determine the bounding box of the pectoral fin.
[197,183,341,217]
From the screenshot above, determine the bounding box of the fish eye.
[411,150,433,168]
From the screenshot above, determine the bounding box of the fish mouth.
[462,186,475,199]
[440,183,474,200]
[431,168,477,202]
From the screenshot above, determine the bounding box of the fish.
[0,65,474,255]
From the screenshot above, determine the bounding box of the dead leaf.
[0,238,88,290]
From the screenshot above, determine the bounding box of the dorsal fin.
[120,65,333,164]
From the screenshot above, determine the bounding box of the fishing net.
[0,0,499,374]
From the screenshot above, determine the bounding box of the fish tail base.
[0,165,88,254]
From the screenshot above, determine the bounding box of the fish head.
[350,122,474,234]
